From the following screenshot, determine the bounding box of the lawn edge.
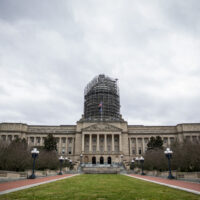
[124,174,200,195]
[0,174,80,195]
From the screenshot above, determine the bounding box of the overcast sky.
[0,0,200,126]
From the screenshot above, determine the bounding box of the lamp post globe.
[58,156,64,175]
[164,148,174,179]
[139,156,145,175]
[28,148,39,179]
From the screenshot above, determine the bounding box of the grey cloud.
[0,0,199,125]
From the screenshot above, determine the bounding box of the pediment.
[82,123,122,132]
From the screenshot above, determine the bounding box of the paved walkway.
[126,174,200,195]
[0,174,79,195]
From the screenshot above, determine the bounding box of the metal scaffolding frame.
[84,74,120,121]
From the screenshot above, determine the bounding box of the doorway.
[92,156,96,164]
[100,156,104,164]
[107,156,112,164]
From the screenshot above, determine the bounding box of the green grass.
[0,174,199,200]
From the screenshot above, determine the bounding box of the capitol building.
[1,74,200,165]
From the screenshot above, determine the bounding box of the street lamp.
[135,156,139,166]
[139,156,145,175]
[69,159,72,170]
[58,156,65,175]
[80,154,83,166]
[131,159,135,170]
[164,148,174,179]
[29,148,39,179]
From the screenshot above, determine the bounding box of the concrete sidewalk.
[125,174,200,195]
[0,174,79,195]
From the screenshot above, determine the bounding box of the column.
[97,134,100,152]
[129,137,132,155]
[82,134,85,152]
[59,137,62,153]
[66,137,68,154]
[168,137,170,147]
[136,137,138,155]
[71,138,74,155]
[119,134,122,152]
[34,137,36,146]
[104,134,107,152]
[39,137,42,146]
[142,137,145,153]
[89,134,92,152]
[112,134,114,152]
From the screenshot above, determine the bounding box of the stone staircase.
[79,163,127,174]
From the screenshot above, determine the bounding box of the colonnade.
[82,133,122,153]
[129,136,176,155]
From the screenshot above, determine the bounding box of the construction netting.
[84,74,120,121]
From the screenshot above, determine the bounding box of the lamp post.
[69,159,72,170]
[135,156,139,166]
[164,148,174,179]
[139,156,145,175]
[29,148,39,179]
[58,156,64,175]
[131,159,135,170]
[80,154,83,166]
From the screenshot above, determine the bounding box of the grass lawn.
[0,174,199,200]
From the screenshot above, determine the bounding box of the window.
[62,138,66,143]
[92,146,96,153]
[131,138,135,143]
[132,148,135,154]
[100,146,104,152]
[115,145,119,152]
[30,137,34,143]
[8,135,12,141]
[14,135,18,139]
[69,138,72,143]
[36,137,40,144]
[170,137,174,144]
[139,148,142,155]
[186,136,190,142]
[192,136,197,142]
[2,135,6,141]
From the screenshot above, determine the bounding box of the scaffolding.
[84,74,120,121]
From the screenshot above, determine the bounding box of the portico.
[82,133,122,153]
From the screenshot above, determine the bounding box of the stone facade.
[1,121,200,164]
[1,74,200,164]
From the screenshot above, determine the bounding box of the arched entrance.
[84,156,89,163]
[100,156,104,164]
[107,156,112,164]
[92,156,96,164]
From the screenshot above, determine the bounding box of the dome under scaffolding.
[83,74,121,121]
